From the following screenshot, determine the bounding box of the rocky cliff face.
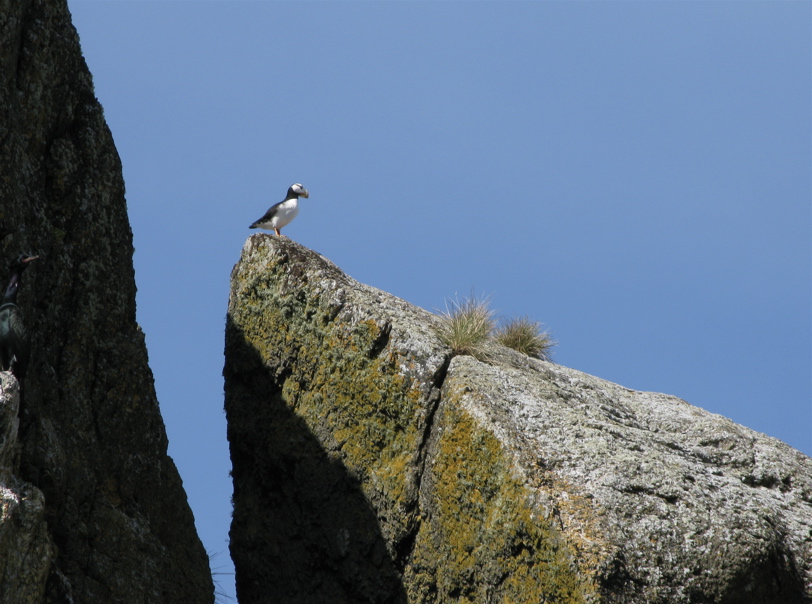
[0,0,213,601]
[225,234,812,604]
[0,374,52,602]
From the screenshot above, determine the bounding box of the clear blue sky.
[68,2,811,601]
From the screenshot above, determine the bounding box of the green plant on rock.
[436,293,495,361]
[495,316,556,360]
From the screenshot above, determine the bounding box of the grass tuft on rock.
[436,294,495,361]
[494,316,556,361]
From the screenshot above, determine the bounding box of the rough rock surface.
[225,235,812,604]
[0,0,213,601]
[440,352,812,603]
[225,235,449,604]
[0,373,53,604]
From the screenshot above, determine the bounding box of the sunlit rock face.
[0,0,213,600]
[226,234,812,604]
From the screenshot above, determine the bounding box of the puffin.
[0,254,38,379]
[249,183,310,237]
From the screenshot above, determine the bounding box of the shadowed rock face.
[0,0,213,601]
[0,374,52,603]
[226,234,812,604]
[225,235,449,604]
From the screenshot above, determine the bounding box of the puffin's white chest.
[270,199,299,228]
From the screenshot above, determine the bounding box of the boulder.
[225,235,812,603]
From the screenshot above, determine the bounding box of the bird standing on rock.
[0,254,38,380]
[249,183,310,237]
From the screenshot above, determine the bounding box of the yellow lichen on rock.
[226,235,812,604]
[406,384,594,603]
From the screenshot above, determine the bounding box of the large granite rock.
[225,234,812,603]
[0,0,213,600]
[436,353,812,603]
[225,235,448,603]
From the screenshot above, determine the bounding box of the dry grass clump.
[494,316,555,361]
[436,293,556,362]
[436,293,495,361]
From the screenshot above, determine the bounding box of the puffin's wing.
[9,307,29,378]
[249,200,284,229]
[0,304,29,377]
[0,305,11,369]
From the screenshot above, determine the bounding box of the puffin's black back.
[0,254,37,379]
[0,302,29,378]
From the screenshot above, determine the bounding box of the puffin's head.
[12,254,39,271]
[288,183,309,199]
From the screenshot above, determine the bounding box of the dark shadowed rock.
[0,373,53,603]
[225,235,812,603]
[225,234,449,603]
[0,0,213,600]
